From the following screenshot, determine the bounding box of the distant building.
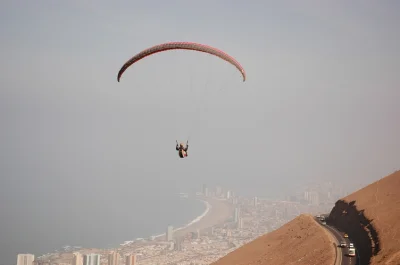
[17,254,35,265]
[237,218,244,229]
[202,184,208,196]
[234,207,240,222]
[125,255,136,265]
[174,237,184,251]
[73,252,83,265]
[166,225,174,241]
[108,251,120,265]
[253,197,258,207]
[304,191,310,201]
[83,254,100,265]
[309,191,320,206]
[226,190,231,199]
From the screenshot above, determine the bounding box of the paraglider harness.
[176,140,189,158]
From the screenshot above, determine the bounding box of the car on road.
[347,247,356,257]
[349,243,354,248]
[344,233,349,238]
[339,242,347,248]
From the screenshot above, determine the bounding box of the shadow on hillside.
[327,200,380,265]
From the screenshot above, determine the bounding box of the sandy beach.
[155,196,234,241]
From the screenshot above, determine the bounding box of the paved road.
[314,217,357,265]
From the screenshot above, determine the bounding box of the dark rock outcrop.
[327,200,380,265]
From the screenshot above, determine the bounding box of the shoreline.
[178,199,211,231]
[152,198,212,239]
[120,196,233,246]
[157,196,233,240]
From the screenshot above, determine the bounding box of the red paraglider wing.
[117,42,246,82]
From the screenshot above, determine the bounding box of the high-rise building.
[253,196,258,206]
[108,251,120,265]
[234,207,240,222]
[304,190,310,201]
[309,191,320,206]
[226,190,231,199]
[83,254,100,265]
[17,254,35,265]
[73,253,83,265]
[125,255,136,265]
[166,225,174,241]
[237,218,244,229]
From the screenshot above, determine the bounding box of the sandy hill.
[328,170,400,265]
[211,214,335,265]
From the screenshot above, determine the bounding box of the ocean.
[0,194,205,265]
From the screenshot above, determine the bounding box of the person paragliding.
[176,140,189,158]
[117,41,246,159]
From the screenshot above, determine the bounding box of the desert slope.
[211,214,335,265]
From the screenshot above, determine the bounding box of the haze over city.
[1,1,399,265]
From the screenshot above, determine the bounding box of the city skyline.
[15,178,350,265]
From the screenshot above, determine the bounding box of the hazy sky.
[1,0,399,262]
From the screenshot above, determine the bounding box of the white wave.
[151,199,211,238]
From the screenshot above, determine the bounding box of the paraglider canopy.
[117,41,246,82]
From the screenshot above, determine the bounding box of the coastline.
[155,196,234,240]
[120,196,233,246]
[38,197,216,259]
[151,198,212,239]
[176,199,211,231]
